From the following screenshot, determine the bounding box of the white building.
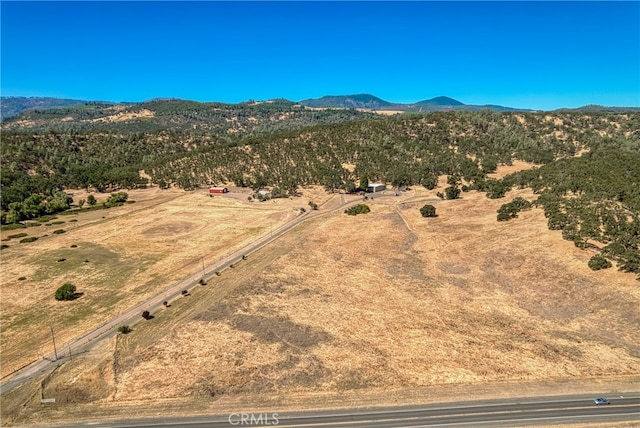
[367,183,386,193]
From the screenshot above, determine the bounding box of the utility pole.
[50,326,58,361]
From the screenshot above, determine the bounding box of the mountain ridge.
[3,95,639,120]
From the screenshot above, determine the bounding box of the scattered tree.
[588,255,612,271]
[142,310,150,319]
[118,325,132,334]
[444,185,461,200]
[55,283,77,301]
[344,204,371,216]
[420,204,437,218]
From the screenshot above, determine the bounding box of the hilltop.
[0,96,116,120]
[298,94,529,112]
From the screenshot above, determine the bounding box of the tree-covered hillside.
[1,99,376,134]
[2,107,639,277]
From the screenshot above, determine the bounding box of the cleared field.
[3,174,638,425]
[0,186,331,379]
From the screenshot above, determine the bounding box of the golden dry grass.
[2,173,639,425]
[110,187,639,398]
[0,186,330,378]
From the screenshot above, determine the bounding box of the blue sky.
[1,1,638,110]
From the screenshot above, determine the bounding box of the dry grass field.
[0,186,332,379]
[2,171,639,425]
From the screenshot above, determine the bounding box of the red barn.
[209,187,229,194]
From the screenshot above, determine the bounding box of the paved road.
[73,394,639,427]
[0,192,369,396]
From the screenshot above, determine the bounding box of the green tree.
[359,176,369,191]
[444,186,461,200]
[420,204,437,217]
[107,192,128,205]
[87,194,97,206]
[588,255,612,271]
[55,283,77,301]
[345,204,371,216]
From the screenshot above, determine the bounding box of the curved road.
[77,394,639,427]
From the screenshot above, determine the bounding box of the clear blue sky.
[1,1,638,110]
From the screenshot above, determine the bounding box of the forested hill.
[2,108,639,277]
[0,96,114,120]
[0,98,376,134]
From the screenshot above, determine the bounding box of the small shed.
[367,183,386,193]
[209,187,229,194]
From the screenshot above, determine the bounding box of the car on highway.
[593,398,610,405]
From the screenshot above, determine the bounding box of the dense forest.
[1,101,639,277]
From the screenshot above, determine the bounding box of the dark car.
[593,398,610,405]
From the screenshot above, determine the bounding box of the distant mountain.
[414,96,464,106]
[553,104,640,114]
[299,94,530,112]
[299,94,394,109]
[0,96,115,120]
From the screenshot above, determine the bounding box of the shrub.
[1,244,9,250]
[18,276,26,281]
[308,201,319,210]
[344,204,371,216]
[50,221,65,225]
[107,192,129,205]
[69,219,78,223]
[588,255,612,271]
[420,204,437,218]
[163,301,169,307]
[19,236,38,243]
[444,186,461,200]
[70,244,78,248]
[37,215,58,223]
[53,229,65,234]
[55,283,77,301]
[118,325,132,334]
[7,233,28,240]
[1,223,26,231]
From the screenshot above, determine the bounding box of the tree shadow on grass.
[69,292,84,300]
